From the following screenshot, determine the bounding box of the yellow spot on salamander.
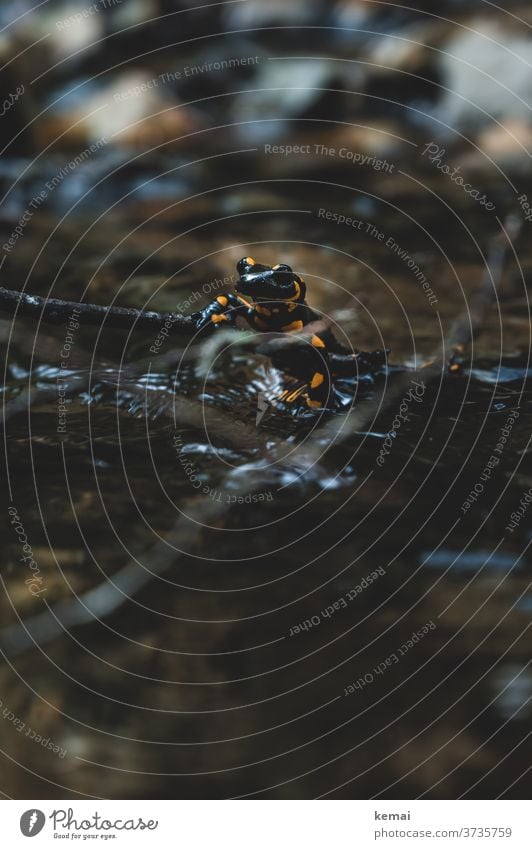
[285,281,301,301]
[311,335,325,348]
[256,304,272,317]
[246,256,256,265]
[281,320,304,332]
[211,314,227,323]
[310,372,325,389]
[306,397,323,409]
[253,316,270,330]
[216,296,228,306]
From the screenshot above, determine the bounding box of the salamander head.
[235,257,306,304]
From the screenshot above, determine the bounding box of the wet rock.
[37,71,205,150]
[111,0,158,29]
[223,0,323,28]
[476,119,532,173]
[331,0,374,31]
[493,663,532,720]
[232,59,340,144]
[437,19,532,130]
[45,4,105,61]
[421,548,525,573]
[366,21,446,73]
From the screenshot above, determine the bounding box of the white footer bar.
[1,800,529,848]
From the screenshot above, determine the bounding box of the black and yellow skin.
[192,257,379,410]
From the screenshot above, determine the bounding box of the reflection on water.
[2,208,531,798]
[1,0,532,801]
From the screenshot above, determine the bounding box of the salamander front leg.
[190,293,248,331]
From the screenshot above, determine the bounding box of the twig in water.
[0,286,194,334]
[0,217,520,656]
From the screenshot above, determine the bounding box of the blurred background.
[0,0,532,799]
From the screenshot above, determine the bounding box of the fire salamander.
[192,257,386,410]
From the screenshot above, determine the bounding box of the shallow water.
[2,187,531,799]
[1,0,532,800]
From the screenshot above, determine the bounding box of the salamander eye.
[237,256,257,276]
[272,269,300,286]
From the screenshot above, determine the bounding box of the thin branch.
[0,218,519,657]
[0,286,194,333]
[0,284,385,373]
